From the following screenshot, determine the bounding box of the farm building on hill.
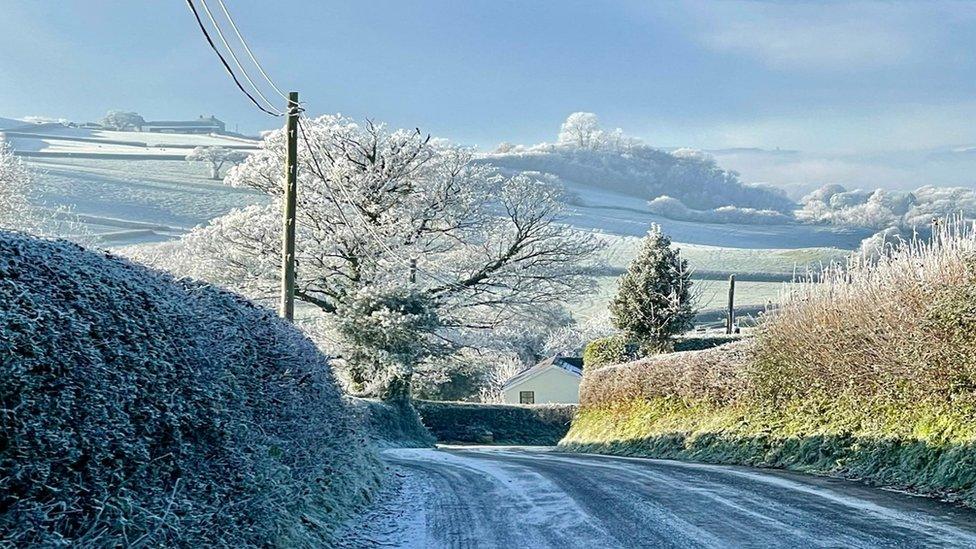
[143,115,225,134]
[501,356,583,405]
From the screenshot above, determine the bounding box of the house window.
[519,391,535,404]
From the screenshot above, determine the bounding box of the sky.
[2,1,976,189]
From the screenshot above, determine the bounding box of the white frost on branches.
[137,114,602,396]
[0,140,35,232]
[557,112,640,152]
[558,112,602,149]
[542,310,616,357]
[798,183,976,251]
[185,146,248,180]
[0,139,81,239]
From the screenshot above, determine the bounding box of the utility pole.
[726,274,736,334]
[279,91,299,320]
[409,257,417,284]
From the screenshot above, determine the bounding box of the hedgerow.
[0,231,380,547]
[563,220,976,506]
[582,335,633,369]
[416,400,576,445]
[576,341,752,407]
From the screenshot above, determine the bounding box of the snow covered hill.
[1,114,867,310]
[0,120,265,246]
[2,123,260,159]
[479,145,794,214]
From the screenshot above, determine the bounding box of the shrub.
[673,335,742,352]
[578,340,753,408]
[583,334,634,368]
[564,219,976,506]
[753,218,976,410]
[349,398,436,448]
[0,232,379,546]
[415,400,576,445]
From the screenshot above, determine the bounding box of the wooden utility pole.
[279,91,299,320]
[409,257,417,284]
[726,274,736,334]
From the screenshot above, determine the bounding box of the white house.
[501,356,583,405]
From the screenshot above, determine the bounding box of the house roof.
[502,356,583,390]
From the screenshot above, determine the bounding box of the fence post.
[726,274,736,334]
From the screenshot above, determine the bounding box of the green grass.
[562,394,976,506]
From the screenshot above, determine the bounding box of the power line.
[197,0,282,114]
[186,2,541,326]
[296,115,481,295]
[296,116,438,282]
[184,0,282,117]
[215,0,290,102]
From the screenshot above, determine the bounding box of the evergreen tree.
[610,224,695,350]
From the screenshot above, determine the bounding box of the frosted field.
[558,177,871,249]
[29,157,266,245]
[6,126,259,159]
[568,184,857,314]
[578,233,849,319]
[9,129,863,312]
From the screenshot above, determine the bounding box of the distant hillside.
[481,145,794,213]
[2,124,260,159]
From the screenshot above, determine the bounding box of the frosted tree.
[139,114,601,398]
[542,311,616,357]
[609,224,695,351]
[0,140,86,240]
[185,146,248,179]
[0,140,36,232]
[558,112,603,149]
[100,110,145,130]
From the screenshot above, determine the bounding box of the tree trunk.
[383,371,413,404]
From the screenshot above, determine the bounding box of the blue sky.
[2,1,976,156]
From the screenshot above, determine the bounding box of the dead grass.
[563,218,976,505]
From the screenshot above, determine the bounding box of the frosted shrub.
[757,216,976,409]
[542,311,616,357]
[0,141,40,232]
[0,232,378,546]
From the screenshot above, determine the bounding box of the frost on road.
[341,446,976,548]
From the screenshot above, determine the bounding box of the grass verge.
[562,220,976,507]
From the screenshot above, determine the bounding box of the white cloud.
[695,2,935,71]
[692,101,976,153]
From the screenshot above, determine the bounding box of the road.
[341,446,976,548]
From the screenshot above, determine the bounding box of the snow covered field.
[29,157,265,245]
[5,124,865,310]
[4,124,259,159]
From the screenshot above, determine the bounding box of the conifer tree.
[610,224,695,350]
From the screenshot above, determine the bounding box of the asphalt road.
[342,446,976,548]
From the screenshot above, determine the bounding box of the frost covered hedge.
[575,341,753,407]
[564,224,976,506]
[582,335,634,369]
[416,400,576,445]
[0,232,379,547]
